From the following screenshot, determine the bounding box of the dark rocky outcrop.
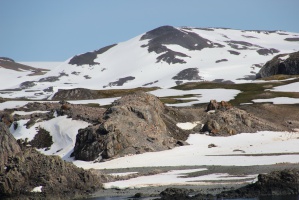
[0,122,102,199]
[256,51,299,78]
[172,68,202,81]
[0,57,15,62]
[155,188,214,200]
[202,100,282,136]
[226,40,262,50]
[256,48,279,56]
[69,44,117,66]
[52,88,96,100]
[72,92,190,161]
[106,76,136,87]
[156,50,189,64]
[19,81,36,89]
[227,50,240,55]
[0,58,48,75]
[140,26,215,64]
[218,169,299,198]
[215,59,228,63]
[140,26,214,51]
[285,38,299,42]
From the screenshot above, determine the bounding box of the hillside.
[0,26,299,100]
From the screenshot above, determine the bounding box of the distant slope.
[0,57,52,91]
[0,57,49,74]
[0,26,299,100]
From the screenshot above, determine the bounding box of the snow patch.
[177,121,201,130]
[253,97,299,104]
[12,110,49,116]
[31,186,42,193]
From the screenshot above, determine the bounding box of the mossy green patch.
[171,78,299,106]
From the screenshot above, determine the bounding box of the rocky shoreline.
[89,163,299,199]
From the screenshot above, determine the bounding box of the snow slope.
[10,114,89,159]
[1,26,298,100]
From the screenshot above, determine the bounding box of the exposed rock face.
[0,123,102,199]
[0,147,102,199]
[202,100,281,135]
[206,100,232,111]
[69,44,117,66]
[72,92,188,161]
[52,88,96,100]
[256,48,279,56]
[106,76,135,87]
[140,25,215,64]
[0,123,21,167]
[172,68,202,81]
[218,169,299,198]
[257,51,299,78]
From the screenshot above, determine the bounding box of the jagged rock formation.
[257,51,299,78]
[72,92,190,161]
[0,123,102,199]
[218,169,299,198]
[202,100,283,135]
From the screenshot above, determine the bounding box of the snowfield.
[0,27,298,100]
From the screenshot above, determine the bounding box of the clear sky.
[1,0,299,61]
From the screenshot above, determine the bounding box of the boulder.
[257,51,299,78]
[72,92,187,161]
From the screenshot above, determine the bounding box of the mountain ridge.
[1,25,299,100]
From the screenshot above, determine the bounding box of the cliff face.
[257,51,299,78]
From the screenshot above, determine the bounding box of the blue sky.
[1,0,299,61]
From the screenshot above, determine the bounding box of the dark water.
[85,194,299,200]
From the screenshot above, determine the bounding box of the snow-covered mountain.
[1,26,299,100]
